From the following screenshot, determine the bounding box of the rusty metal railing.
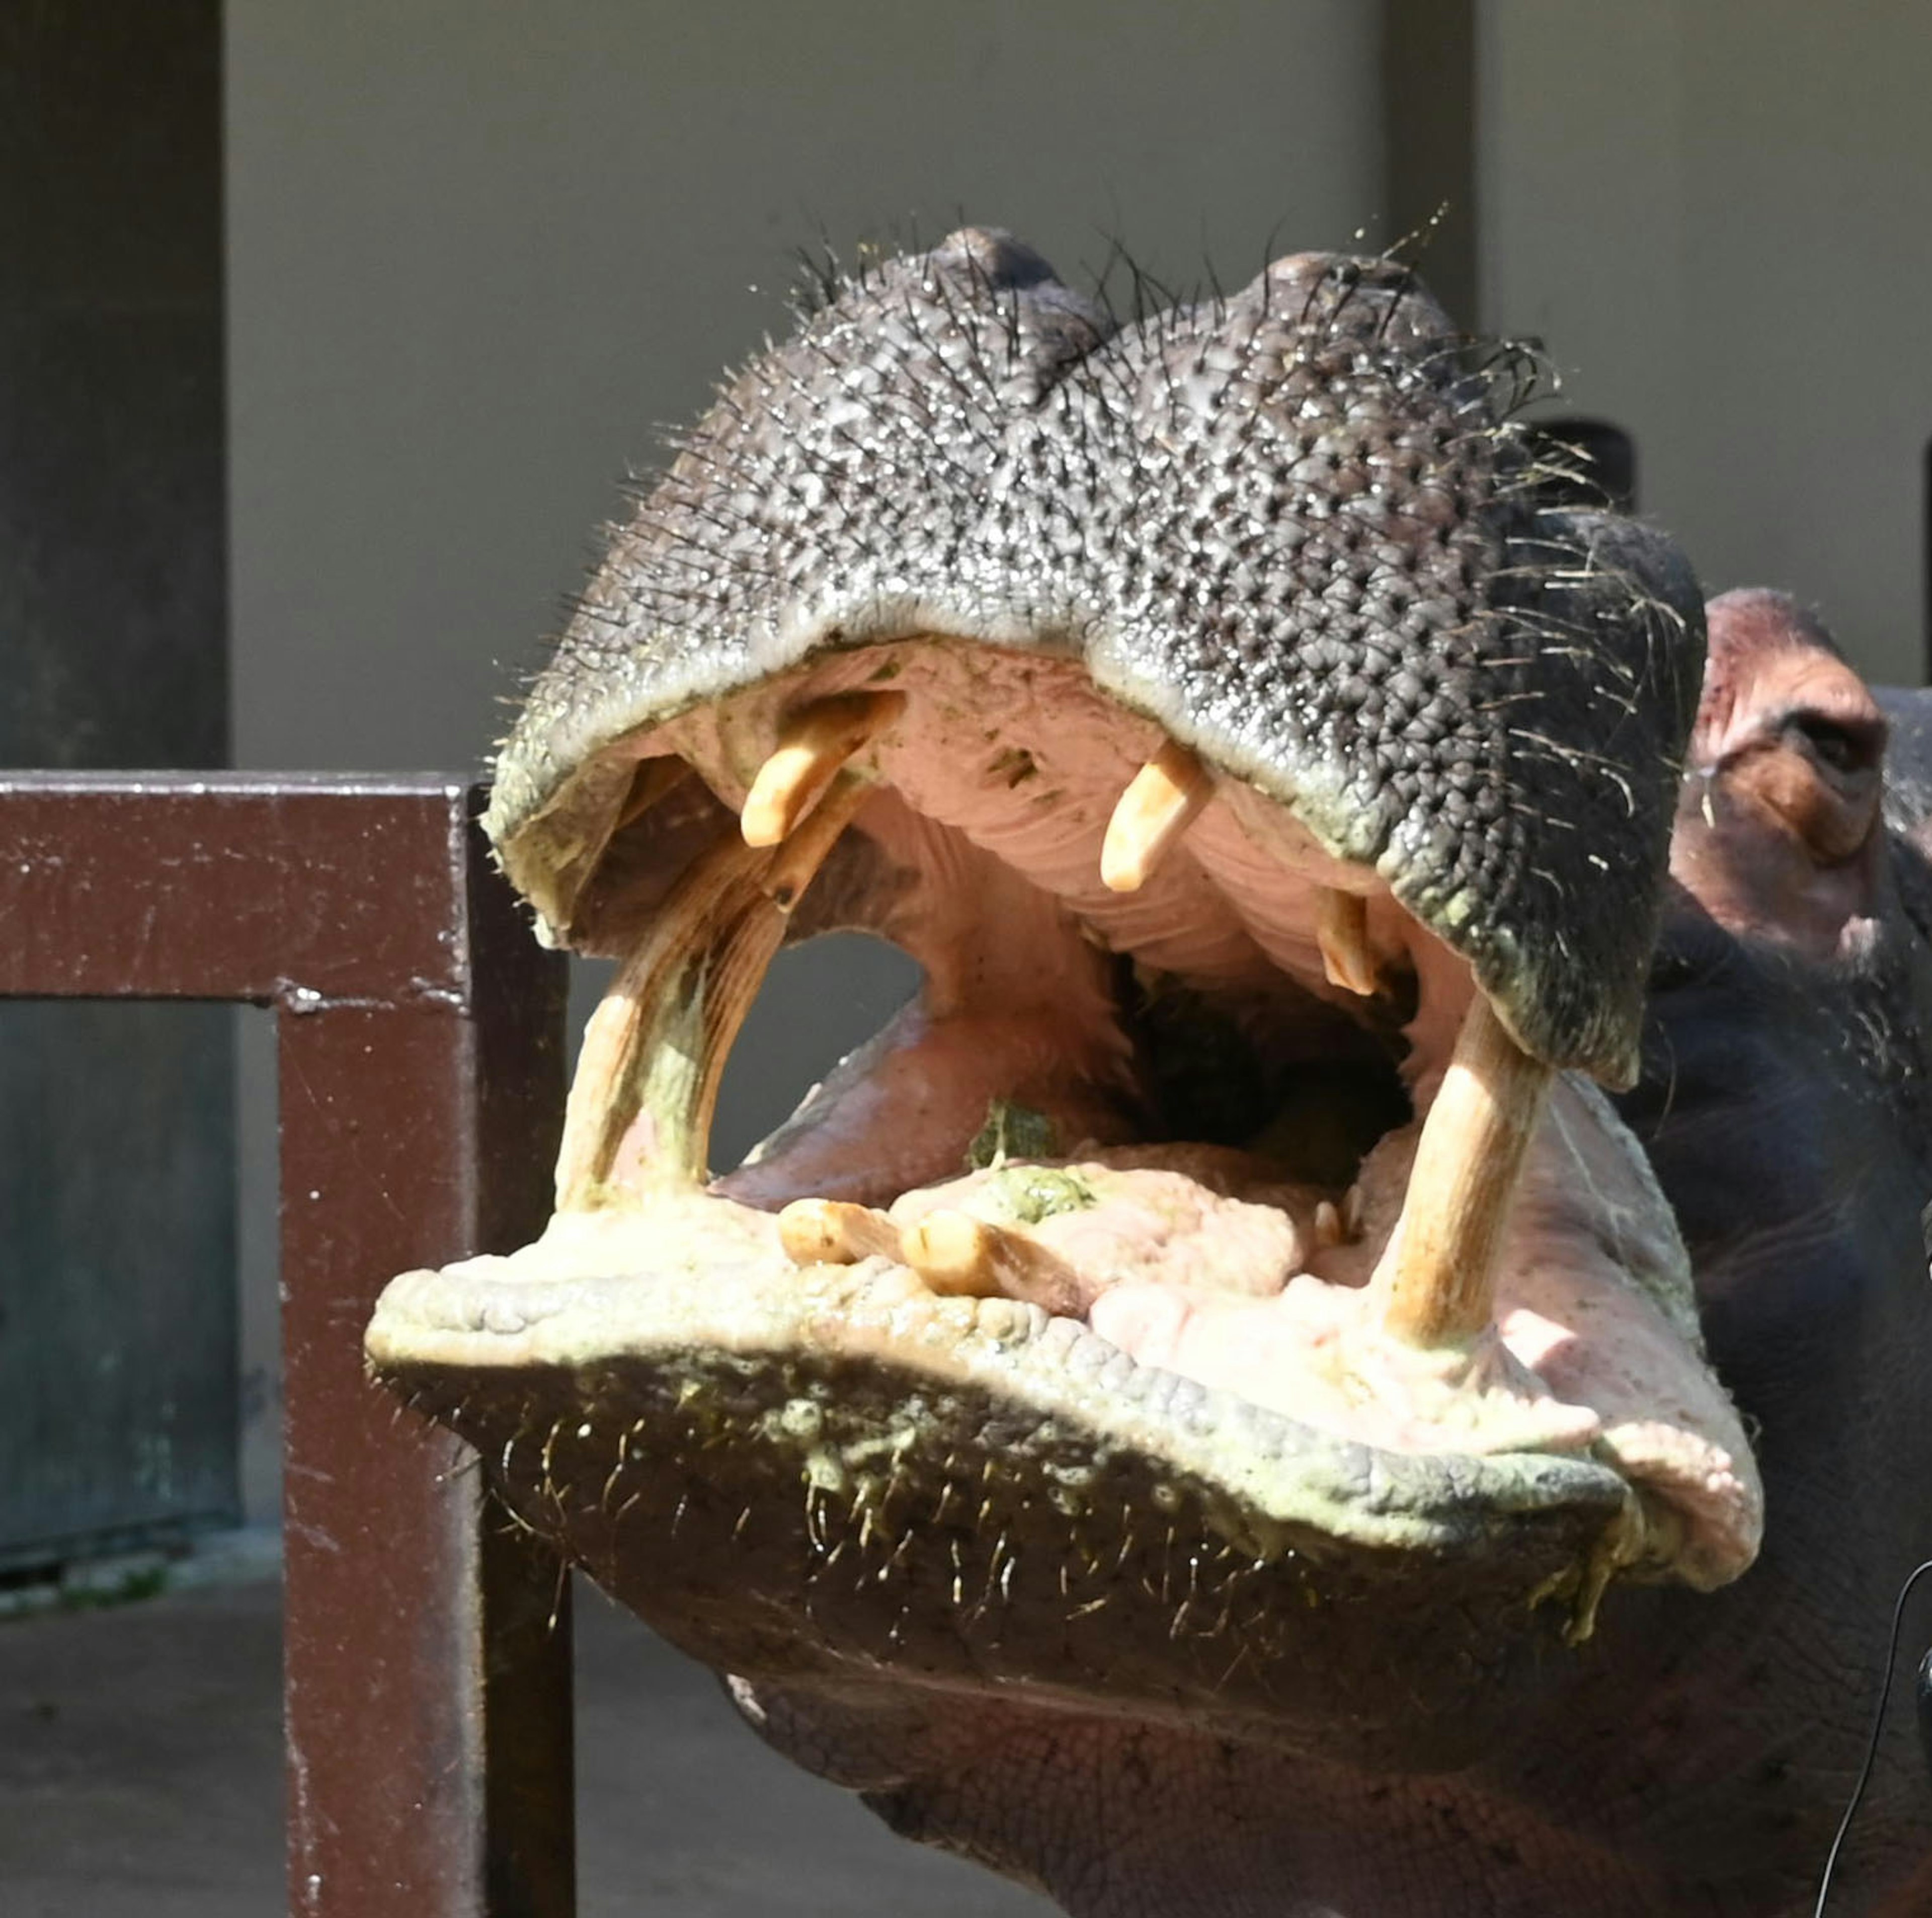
[0,771,577,1916]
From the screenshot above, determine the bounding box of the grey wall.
[1479,0,1932,685]
[223,0,1932,1524]
[224,0,1385,1520]
[227,0,1384,774]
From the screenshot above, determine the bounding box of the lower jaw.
[365,1013,1748,1765]
[370,1244,1646,1770]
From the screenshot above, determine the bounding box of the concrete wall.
[224,0,1385,1519]
[1478,0,1932,685]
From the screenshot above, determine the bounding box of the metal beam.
[0,771,576,1917]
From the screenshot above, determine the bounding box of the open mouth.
[366,230,1758,1762]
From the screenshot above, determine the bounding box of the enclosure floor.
[0,1562,1049,1917]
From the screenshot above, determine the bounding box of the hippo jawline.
[368,633,1762,1756]
[366,234,1758,1761]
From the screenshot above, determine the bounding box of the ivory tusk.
[1372,994,1552,1346]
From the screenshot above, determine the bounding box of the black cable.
[1812,1558,1932,1914]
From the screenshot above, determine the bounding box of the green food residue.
[964,1100,1096,1224]
[986,1166,1098,1225]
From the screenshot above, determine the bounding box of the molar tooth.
[778,1198,899,1266]
[1315,888,1379,997]
[900,1211,1083,1318]
[740,690,904,848]
[1313,1200,1343,1249]
[1371,996,1552,1346]
[1100,741,1210,893]
[1340,1183,1364,1240]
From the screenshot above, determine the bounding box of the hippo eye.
[1785,713,1881,778]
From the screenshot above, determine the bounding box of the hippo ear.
[1669,590,1888,960]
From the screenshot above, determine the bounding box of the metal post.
[0,772,576,1916]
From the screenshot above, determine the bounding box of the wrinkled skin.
[366,235,1932,1914]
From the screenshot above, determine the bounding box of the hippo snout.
[363,230,1764,1783]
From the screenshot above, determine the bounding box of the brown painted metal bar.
[0,770,576,1917]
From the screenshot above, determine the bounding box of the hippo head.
[354,231,1908,1910]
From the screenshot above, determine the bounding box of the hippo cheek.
[366,230,1757,1772]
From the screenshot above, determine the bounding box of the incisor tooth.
[741,691,904,847]
[1315,888,1379,997]
[1372,995,1552,1346]
[1100,741,1210,892]
[778,1198,899,1266]
[900,1211,1083,1317]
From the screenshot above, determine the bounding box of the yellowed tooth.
[900,1211,1083,1318]
[778,1198,900,1266]
[1373,995,1552,1346]
[1100,741,1210,893]
[1315,887,1379,997]
[741,691,904,848]
[1313,1199,1343,1249]
[1340,1182,1364,1240]
[555,773,868,1210]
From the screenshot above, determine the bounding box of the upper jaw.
[367,228,1757,1740]
[492,225,1706,1085]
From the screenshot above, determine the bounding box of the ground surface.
[0,1564,1050,1917]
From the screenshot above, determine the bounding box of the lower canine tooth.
[740,691,904,848]
[553,773,867,1210]
[1313,1200,1343,1249]
[778,1198,899,1266]
[1101,741,1210,892]
[901,1211,1083,1317]
[1315,888,1379,997]
[1372,994,1552,1346]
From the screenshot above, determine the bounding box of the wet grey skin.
[357,230,1857,1915]
[493,229,1701,1081]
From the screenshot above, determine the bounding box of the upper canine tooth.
[741,690,905,847]
[1315,888,1379,997]
[1371,995,1552,1346]
[778,1198,899,1266]
[1101,741,1211,893]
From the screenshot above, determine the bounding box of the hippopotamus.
[365,230,1932,1914]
